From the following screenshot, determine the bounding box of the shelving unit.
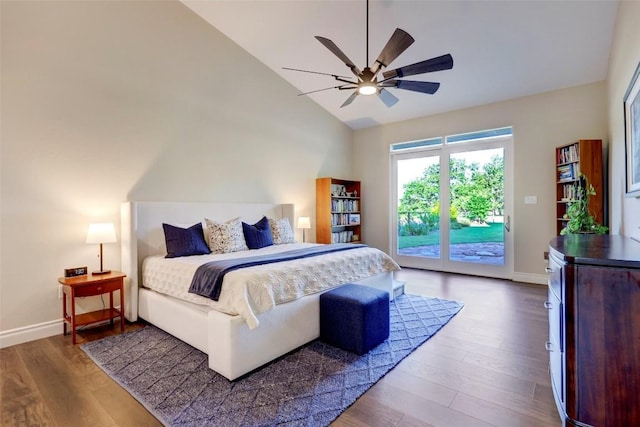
[555,139,603,235]
[316,177,362,244]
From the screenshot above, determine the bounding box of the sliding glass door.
[391,129,513,279]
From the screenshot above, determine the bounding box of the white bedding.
[142,243,400,329]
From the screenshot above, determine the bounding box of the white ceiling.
[182,0,618,130]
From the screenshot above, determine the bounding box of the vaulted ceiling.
[182,0,618,129]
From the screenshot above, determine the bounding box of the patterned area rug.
[82,294,463,426]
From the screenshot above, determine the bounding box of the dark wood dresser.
[548,235,640,427]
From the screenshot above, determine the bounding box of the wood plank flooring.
[1,269,560,426]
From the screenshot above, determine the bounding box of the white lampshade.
[297,217,311,229]
[86,223,117,244]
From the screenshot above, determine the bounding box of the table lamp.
[297,216,311,243]
[86,222,117,275]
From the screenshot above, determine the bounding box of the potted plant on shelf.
[560,174,608,235]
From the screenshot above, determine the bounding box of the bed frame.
[120,201,394,380]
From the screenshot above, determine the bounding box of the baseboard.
[0,304,127,348]
[0,319,63,349]
[512,272,548,285]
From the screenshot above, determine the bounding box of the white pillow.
[204,217,248,254]
[268,218,296,244]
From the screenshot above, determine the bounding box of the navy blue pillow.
[242,216,274,249]
[163,223,211,258]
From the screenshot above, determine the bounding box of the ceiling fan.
[283,0,453,108]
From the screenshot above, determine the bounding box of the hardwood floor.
[1,269,560,426]
[334,269,559,427]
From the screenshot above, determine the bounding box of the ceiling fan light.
[358,83,377,95]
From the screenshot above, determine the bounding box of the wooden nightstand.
[58,271,126,344]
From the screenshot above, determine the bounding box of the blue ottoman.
[320,284,390,355]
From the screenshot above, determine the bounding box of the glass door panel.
[396,155,441,260]
[448,148,505,266]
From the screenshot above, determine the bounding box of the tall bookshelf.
[555,139,604,235]
[316,177,362,244]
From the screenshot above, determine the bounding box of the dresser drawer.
[548,334,564,406]
[546,285,564,407]
[547,253,563,300]
[546,287,563,352]
[73,278,122,297]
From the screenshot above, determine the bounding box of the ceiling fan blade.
[315,36,362,77]
[382,54,453,80]
[392,80,441,94]
[298,84,353,96]
[373,28,415,72]
[377,88,399,107]
[340,91,359,108]
[282,67,354,80]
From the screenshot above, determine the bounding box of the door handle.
[504,215,511,232]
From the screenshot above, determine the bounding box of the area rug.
[81,294,463,427]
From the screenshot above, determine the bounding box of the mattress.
[142,242,400,329]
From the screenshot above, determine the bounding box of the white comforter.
[142,243,400,329]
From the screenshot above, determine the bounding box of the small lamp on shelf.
[297,216,311,243]
[86,223,117,275]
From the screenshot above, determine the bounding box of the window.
[391,127,513,152]
[446,127,513,144]
[390,137,443,152]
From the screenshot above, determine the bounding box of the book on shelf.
[557,163,580,181]
[562,183,577,200]
[331,230,354,243]
[331,213,350,226]
[558,144,579,164]
[331,213,362,226]
[331,199,359,213]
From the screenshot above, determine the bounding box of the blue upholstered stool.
[320,284,390,355]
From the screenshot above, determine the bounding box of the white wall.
[0,0,352,336]
[607,0,640,240]
[353,82,608,280]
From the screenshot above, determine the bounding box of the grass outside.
[399,222,504,249]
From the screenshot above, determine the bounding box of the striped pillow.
[242,216,274,249]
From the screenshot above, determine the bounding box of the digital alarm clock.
[64,266,88,277]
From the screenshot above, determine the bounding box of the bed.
[120,201,400,380]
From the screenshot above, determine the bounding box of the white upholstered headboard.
[120,201,295,321]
